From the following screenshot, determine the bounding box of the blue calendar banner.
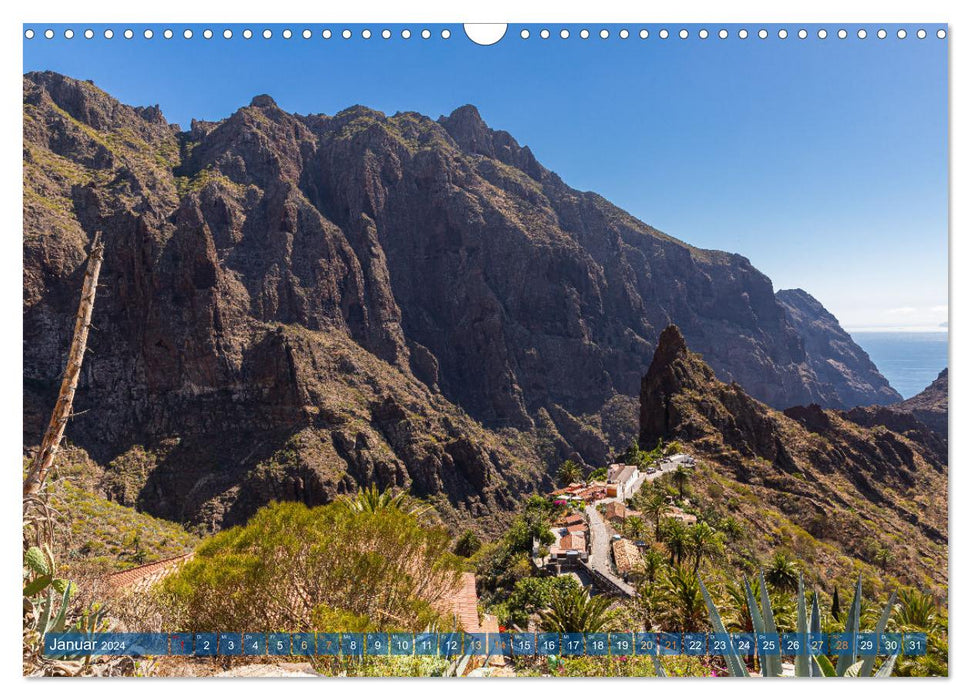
[808,632,827,655]
[439,632,463,656]
[856,633,879,656]
[267,633,291,655]
[757,633,780,656]
[683,632,706,656]
[487,632,511,656]
[465,633,488,655]
[709,633,732,657]
[879,633,903,656]
[586,633,609,656]
[366,633,389,656]
[536,633,560,655]
[170,632,193,656]
[389,633,414,655]
[634,633,657,656]
[512,633,536,656]
[341,632,364,656]
[317,633,339,655]
[415,632,438,655]
[291,633,316,656]
[561,632,585,655]
[903,633,927,656]
[780,633,807,655]
[45,632,169,657]
[194,632,217,656]
[218,632,242,656]
[658,633,680,655]
[829,633,854,657]
[609,633,634,656]
[243,632,265,655]
[732,633,755,656]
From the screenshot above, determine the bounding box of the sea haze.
[851,331,948,400]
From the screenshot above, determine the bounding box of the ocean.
[850,331,949,400]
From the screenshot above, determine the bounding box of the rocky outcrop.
[776,288,901,407]
[638,325,947,585]
[23,72,902,528]
[892,368,948,438]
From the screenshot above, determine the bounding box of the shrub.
[162,501,462,632]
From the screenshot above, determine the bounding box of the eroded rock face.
[776,288,901,406]
[892,368,948,438]
[638,324,947,586]
[23,71,902,528]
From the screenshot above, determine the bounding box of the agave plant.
[700,571,898,677]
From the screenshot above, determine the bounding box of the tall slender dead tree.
[23,231,104,497]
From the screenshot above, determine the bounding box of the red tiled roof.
[106,553,194,592]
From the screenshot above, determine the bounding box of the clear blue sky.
[24,24,948,331]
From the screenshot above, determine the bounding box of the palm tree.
[624,516,646,541]
[556,459,583,486]
[639,548,667,586]
[343,484,429,517]
[539,586,618,633]
[660,519,690,566]
[641,492,668,542]
[671,464,690,499]
[654,565,707,632]
[892,589,943,633]
[764,551,800,592]
[873,546,893,572]
[687,522,722,573]
[718,516,745,543]
[721,580,754,633]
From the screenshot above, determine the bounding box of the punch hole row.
[23,26,948,41]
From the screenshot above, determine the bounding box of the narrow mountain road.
[582,459,681,597]
[584,505,636,597]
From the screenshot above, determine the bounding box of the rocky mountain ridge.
[23,71,902,529]
[639,325,947,587]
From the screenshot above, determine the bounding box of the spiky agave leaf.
[843,660,865,677]
[874,654,898,677]
[836,576,862,676]
[794,575,811,677]
[651,655,667,677]
[757,571,782,678]
[744,578,770,676]
[810,591,824,676]
[860,591,897,677]
[814,652,838,677]
[699,576,747,677]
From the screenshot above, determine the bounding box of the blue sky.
[24,24,948,331]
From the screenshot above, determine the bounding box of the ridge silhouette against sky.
[23,24,948,331]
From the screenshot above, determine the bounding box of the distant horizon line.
[847,326,949,334]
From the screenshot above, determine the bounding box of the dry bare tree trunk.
[23,231,104,497]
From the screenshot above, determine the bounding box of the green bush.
[162,501,463,632]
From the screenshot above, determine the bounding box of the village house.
[664,453,696,467]
[549,482,606,504]
[611,538,643,579]
[604,501,641,525]
[605,463,640,500]
[663,505,698,525]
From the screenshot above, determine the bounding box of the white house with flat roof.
[605,463,640,500]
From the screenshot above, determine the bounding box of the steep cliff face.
[776,288,901,407]
[23,71,900,528]
[891,368,948,438]
[639,325,947,586]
